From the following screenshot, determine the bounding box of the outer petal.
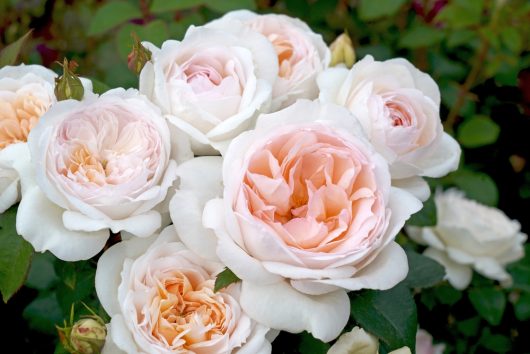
[16,186,109,261]
[424,247,472,290]
[236,324,273,354]
[170,156,224,261]
[392,176,431,202]
[411,133,461,178]
[240,280,349,342]
[95,234,159,315]
[109,315,141,354]
[299,242,409,292]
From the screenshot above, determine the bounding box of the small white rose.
[139,25,278,155]
[96,226,273,354]
[327,327,411,354]
[16,88,186,261]
[407,189,527,289]
[206,10,330,111]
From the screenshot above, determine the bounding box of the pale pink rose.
[407,189,527,289]
[16,88,185,261]
[171,100,422,341]
[139,26,278,155]
[0,64,93,213]
[318,55,460,200]
[96,226,273,354]
[327,326,411,354]
[207,10,330,110]
[415,329,445,354]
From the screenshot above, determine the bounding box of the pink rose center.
[383,93,414,127]
[240,126,385,253]
[0,93,51,149]
[49,105,163,201]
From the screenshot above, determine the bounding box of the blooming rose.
[139,25,278,155]
[0,64,92,213]
[171,100,422,341]
[327,327,411,354]
[206,10,330,110]
[95,226,273,354]
[318,55,461,200]
[16,88,184,261]
[407,189,527,289]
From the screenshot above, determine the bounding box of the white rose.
[415,329,445,354]
[170,100,422,341]
[318,55,461,200]
[16,88,186,261]
[0,64,92,212]
[407,189,527,289]
[206,10,330,110]
[139,25,278,155]
[96,226,273,354]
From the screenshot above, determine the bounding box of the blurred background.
[1,0,529,353]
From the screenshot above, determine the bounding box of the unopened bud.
[58,315,106,354]
[54,58,84,101]
[329,32,356,68]
[128,32,152,75]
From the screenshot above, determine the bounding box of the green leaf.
[56,263,96,314]
[446,29,477,48]
[448,169,499,206]
[456,316,481,337]
[457,115,500,148]
[404,249,445,288]
[435,0,484,28]
[357,0,406,21]
[0,30,32,67]
[25,252,58,290]
[508,244,530,292]
[434,283,462,305]
[214,268,240,292]
[469,288,506,326]
[0,206,34,302]
[150,0,204,13]
[206,0,257,13]
[299,331,330,354]
[399,25,445,49]
[23,292,64,334]
[513,292,530,321]
[350,284,417,352]
[420,289,436,310]
[407,194,437,227]
[88,1,142,36]
[90,78,111,95]
[500,27,523,53]
[478,328,512,352]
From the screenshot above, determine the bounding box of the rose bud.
[127,32,152,75]
[54,58,84,101]
[329,32,356,68]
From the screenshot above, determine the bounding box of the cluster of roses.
[1,10,526,354]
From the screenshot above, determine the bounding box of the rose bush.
[95,226,273,354]
[171,100,422,341]
[407,189,527,289]
[318,55,461,200]
[16,88,185,261]
[206,10,330,110]
[139,25,278,155]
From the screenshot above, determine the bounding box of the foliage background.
[1,0,529,353]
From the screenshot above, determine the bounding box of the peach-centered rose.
[199,101,421,341]
[17,88,180,261]
[0,65,55,149]
[96,227,272,354]
[206,10,329,110]
[239,126,387,267]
